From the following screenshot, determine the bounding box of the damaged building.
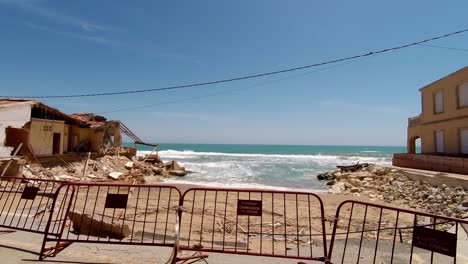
[0,99,138,160]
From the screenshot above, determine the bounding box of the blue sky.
[0,0,467,146]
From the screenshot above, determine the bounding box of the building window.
[458,82,468,108]
[434,91,444,114]
[461,129,468,154]
[435,130,445,153]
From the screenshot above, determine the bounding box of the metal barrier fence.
[327,200,468,264]
[3,180,466,263]
[40,182,182,261]
[177,187,328,262]
[0,177,71,234]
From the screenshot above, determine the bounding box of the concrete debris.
[169,170,186,177]
[56,175,78,180]
[68,211,130,240]
[164,160,187,176]
[165,160,184,171]
[21,153,187,183]
[125,161,134,170]
[319,165,468,218]
[108,171,124,180]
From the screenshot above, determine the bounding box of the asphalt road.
[0,231,467,264]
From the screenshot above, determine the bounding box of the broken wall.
[5,127,30,153]
[114,122,122,146]
[89,129,105,152]
[4,127,38,163]
[70,126,92,152]
[103,122,122,148]
[0,102,32,147]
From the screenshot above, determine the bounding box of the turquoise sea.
[134,144,406,192]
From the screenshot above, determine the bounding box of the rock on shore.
[23,155,188,183]
[318,165,468,219]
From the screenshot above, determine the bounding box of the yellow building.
[0,99,124,158]
[394,66,468,174]
[407,66,468,154]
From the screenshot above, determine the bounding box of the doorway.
[408,136,421,154]
[435,130,445,153]
[461,129,468,154]
[52,133,61,155]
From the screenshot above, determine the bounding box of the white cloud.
[1,0,111,32]
[4,1,193,61]
[25,23,122,47]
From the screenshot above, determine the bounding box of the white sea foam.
[160,178,327,193]
[136,148,392,190]
[138,149,391,164]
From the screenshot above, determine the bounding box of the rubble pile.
[318,165,468,218]
[24,154,188,183]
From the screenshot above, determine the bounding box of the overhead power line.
[97,58,368,114]
[416,43,468,52]
[3,27,468,99]
[94,52,380,115]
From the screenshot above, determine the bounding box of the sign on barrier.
[178,187,328,262]
[0,177,71,235]
[327,200,468,264]
[40,182,182,261]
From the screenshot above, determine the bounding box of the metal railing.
[0,177,70,234]
[1,180,467,263]
[40,182,182,261]
[327,200,468,264]
[178,187,328,262]
[408,114,422,127]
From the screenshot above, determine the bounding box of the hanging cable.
[2,28,468,99]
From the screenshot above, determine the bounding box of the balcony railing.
[408,114,422,127]
[393,153,468,175]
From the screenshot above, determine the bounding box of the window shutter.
[435,91,444,113]
[459,83,468,107]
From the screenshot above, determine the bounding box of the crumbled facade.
[0,99,124,158]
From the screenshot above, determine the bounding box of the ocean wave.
[138,149,391,161]
[160,178,327,193]
[136,148,391,190]
[137,150,391,169]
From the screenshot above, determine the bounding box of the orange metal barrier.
[327,200,468,264]
[4,180,463,263]
[0,177,74,256]
[177,187,328,263]
[40,182,182,261]
[0,177,71,234]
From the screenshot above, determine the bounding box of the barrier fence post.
[39,183,76,260]
[327,200,467,263]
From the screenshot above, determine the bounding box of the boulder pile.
[318,165,468,219]
[24,155,188,183]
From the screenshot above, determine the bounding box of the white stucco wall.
[0,102,32,146]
